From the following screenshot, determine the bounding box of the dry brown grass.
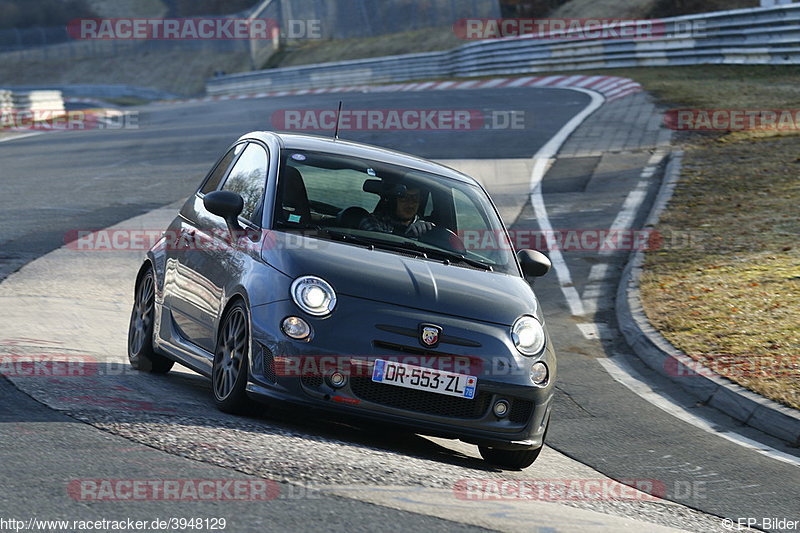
[604,65,800,410]
[640,132,800,409]
[269,27,462,68]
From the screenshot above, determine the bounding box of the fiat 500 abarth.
[128,131,555,469]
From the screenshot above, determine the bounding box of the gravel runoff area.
[80,410,734,533]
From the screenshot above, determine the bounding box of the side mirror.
[517,249,551,278]
[203,190,244,233]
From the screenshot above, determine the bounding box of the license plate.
[371,359,477,399]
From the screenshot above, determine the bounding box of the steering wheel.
[419,225,466,253]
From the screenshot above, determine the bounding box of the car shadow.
[4,358,506,473]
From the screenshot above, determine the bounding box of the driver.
[359,186,434,238]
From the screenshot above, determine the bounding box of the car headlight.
[512,315,545,356]
[291,276,336,316]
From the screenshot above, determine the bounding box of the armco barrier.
[11,90,65,114]
[1,89,65,128]
[206,4,800,95]
[0,90,11,114]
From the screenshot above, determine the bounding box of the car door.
[168,142,269,353]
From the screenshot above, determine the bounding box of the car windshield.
[273,148,518,275]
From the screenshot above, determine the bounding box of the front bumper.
[246,296,556,450]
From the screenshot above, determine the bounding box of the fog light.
[530,362,549,386]
[329,371,347,388]
[281,316,311,340]
[493,400,510,417]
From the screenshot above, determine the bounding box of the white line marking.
[599,184,648,250]
[576,323,613,340]
[587,263,609,283]
[597,357,800,468]
[581,286,603,300]
[598,151,666,256]
[0,132,44,143]
[576,324,600,339]
[529,88,605,316]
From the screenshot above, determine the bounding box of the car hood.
[262,232,538,326]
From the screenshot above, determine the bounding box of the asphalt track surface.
[1,88,798,531]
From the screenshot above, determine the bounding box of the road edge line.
[528,87,606,317]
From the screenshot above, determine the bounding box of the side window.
[200,143,245,194]
[453,187,489,233]
[221,143,269,224]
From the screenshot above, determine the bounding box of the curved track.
[1,88,798,532]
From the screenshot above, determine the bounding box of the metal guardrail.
[206,3,800,96]
[0,90,64,113]
[1,89,65,129]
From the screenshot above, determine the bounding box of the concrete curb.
[616,151,800,446]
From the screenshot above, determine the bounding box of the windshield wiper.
[337,233,492,270]
[404,243,494,271]
[323,230,493,270]
[324,229,426,256]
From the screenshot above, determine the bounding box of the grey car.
[128,131,555,469]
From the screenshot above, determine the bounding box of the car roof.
[240,131,481,187]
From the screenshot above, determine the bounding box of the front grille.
[261,346,276,383]
[350,377,491,419]
[301,375,324,389]
[509,399,534,423]
[372,340,448,356]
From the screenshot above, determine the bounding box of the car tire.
[212,301,252,414]
[128,267,174,374]
[479,420,549,470]
[478,445,543,470]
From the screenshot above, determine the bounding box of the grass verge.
[590,65,800,410]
